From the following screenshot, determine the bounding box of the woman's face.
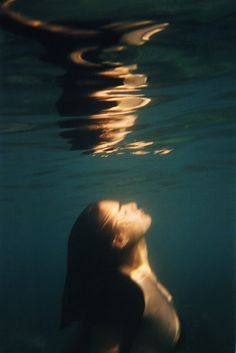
[98,200,152,247]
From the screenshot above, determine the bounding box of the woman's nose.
[126,202,137,210]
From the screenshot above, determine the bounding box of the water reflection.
[58,63,151,154]
[0,0,169,155]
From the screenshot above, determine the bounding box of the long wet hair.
[60,202,122,328]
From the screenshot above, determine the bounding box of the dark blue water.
[0,1,235,352]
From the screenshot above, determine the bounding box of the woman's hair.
[68,202,120,269]
[71,202,117,242]
[60,202,121,328]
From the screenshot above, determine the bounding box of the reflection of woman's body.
[0,2,167,154]
[61,201,180,353]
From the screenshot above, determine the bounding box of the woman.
[61,200,180,353]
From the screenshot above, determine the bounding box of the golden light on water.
[0,0,172,156]
[70,47,100,67]
[121,22,169,46]
[131,151,150,155]
[126,141,154,149]
[1,0,98,36]
[64,22,170,155]
[88,64,152,154]
[154,149,173,155]
[102,20,154,31]
[86,23,170,154]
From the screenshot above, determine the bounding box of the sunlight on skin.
[61,200,181,351]
[98,200,174,304]
[98,200,152,242]
[97,200,180,347]
[98,200,152,260]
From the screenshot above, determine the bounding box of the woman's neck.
[119,238,150,275]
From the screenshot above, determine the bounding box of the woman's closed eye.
[120,207,129,215]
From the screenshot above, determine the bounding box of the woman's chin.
[141,214,152,234]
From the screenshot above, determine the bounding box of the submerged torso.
[88,264,180,353]
[129,265,180,353]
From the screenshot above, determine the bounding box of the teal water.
[0,1,235,352]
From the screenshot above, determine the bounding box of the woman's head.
[67,200,151,275]
[68,200,151,260]
[61,200,151,328]
[97,200,152,250]
[71,200,151,249]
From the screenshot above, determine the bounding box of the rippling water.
[0,1,235,352]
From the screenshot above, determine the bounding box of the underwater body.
[0,0,235,352]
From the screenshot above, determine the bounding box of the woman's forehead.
[98,200,120,215]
